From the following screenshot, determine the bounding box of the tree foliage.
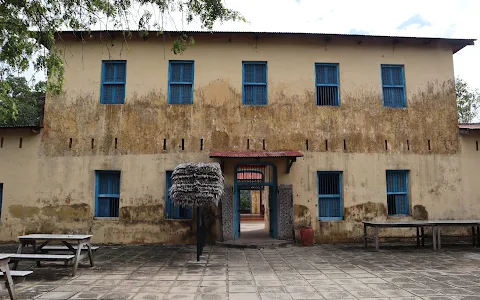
[0,76,46,127]
[0,0,244,101]
[456,77,480,123]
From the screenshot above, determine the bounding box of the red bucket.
[300,226,314,246]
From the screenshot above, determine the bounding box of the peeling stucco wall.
[0,34,476,243]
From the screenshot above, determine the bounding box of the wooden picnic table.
[15,234,94,276]
[0,254,17,300]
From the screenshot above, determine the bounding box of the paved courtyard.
[1,243,480,299]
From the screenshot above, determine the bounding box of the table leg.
[472,226,476,247]
[416,227,420,247]
[12,243,24,270]
[72,241,84,276]
[31,241,41,267]
[421,227,425,247]
[0,262,17,300]
[86,242,94,267]
[432,226,437,250]
[437,226,441,250]
[375,226,379,251]
[364,224,367,248]
[477,226,480,246]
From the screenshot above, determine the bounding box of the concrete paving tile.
[312,285,344,292]
[257,287,287,293]
[196,294,227,300]
[320,291,355,299]
[37,291,77,299]
[285,286,317,293]
[230,293,260,300]
[139,287,170,293]
[163,294,196,300]
[198,286,227,293]
[201,280,226,287]
[260,293,293,300]
[256,280,283,287]
[348,290,384,298]
[228,286,257,293]
[169,286,198,294]
[132,293,165,300]
[289,292,324,299]
[70,292,105,299]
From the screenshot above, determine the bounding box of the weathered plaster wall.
[0,34,471,243]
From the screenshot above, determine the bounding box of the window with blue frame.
[317,172,343,220]
[101,61,126,104]
[386,170,409,215]
[166,171,192,219]
[315,63,340,106]
[169,61,194,104]
[381,64,406,107]
[243,62,267,105]
[95,171,120,217]
[0,183,3,218]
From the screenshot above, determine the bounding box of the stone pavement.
[1,243,480,299]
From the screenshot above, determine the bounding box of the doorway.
[234,163,277,240]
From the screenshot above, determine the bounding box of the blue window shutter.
[315,63,340,106]
[101,61,126,104]
[386,170,409,215]
[169,61,194,104]
[95,171,121,217]
[381,65,406,108]
[243,62,267,105]
[317,172,342,220]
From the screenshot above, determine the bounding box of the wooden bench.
[0,271,32,277]
[9,254,75,270]
[40,245,99,253]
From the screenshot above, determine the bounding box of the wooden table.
[16,234,94,276]
[363,221,437,251]
[0,254,17,300]
[364,220,480,251]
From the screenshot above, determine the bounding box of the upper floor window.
[165,171,192,219]
[101,61,126,104]
[243,62,267,105]
[95,171,120,217]
[169,61,194,104]
[315,63,340,106]
[386,170,409,215]
[317,171,343,220]
[381,64,406,108]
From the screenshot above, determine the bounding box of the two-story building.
[0,31,477,244]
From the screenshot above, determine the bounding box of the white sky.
[27,0,480,90]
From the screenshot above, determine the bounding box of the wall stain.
[412,205,429,220]
[344,202,388,222]
[41,80,458,157]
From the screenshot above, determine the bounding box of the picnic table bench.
[0,254,33,300]
[364,220,480,251]
[12,234,95,276]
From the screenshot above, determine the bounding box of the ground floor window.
[95,171,120,217]
[386,170,409,215]
[165,171,192,219]
[317,171,343,220]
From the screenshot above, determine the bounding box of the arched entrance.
[234,162,277,240]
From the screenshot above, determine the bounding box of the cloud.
[348,29,369,35]
[396,14,432,30]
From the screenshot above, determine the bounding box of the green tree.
[0,77,46,126]
[0,0,244,105]
[456,77,480,123]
